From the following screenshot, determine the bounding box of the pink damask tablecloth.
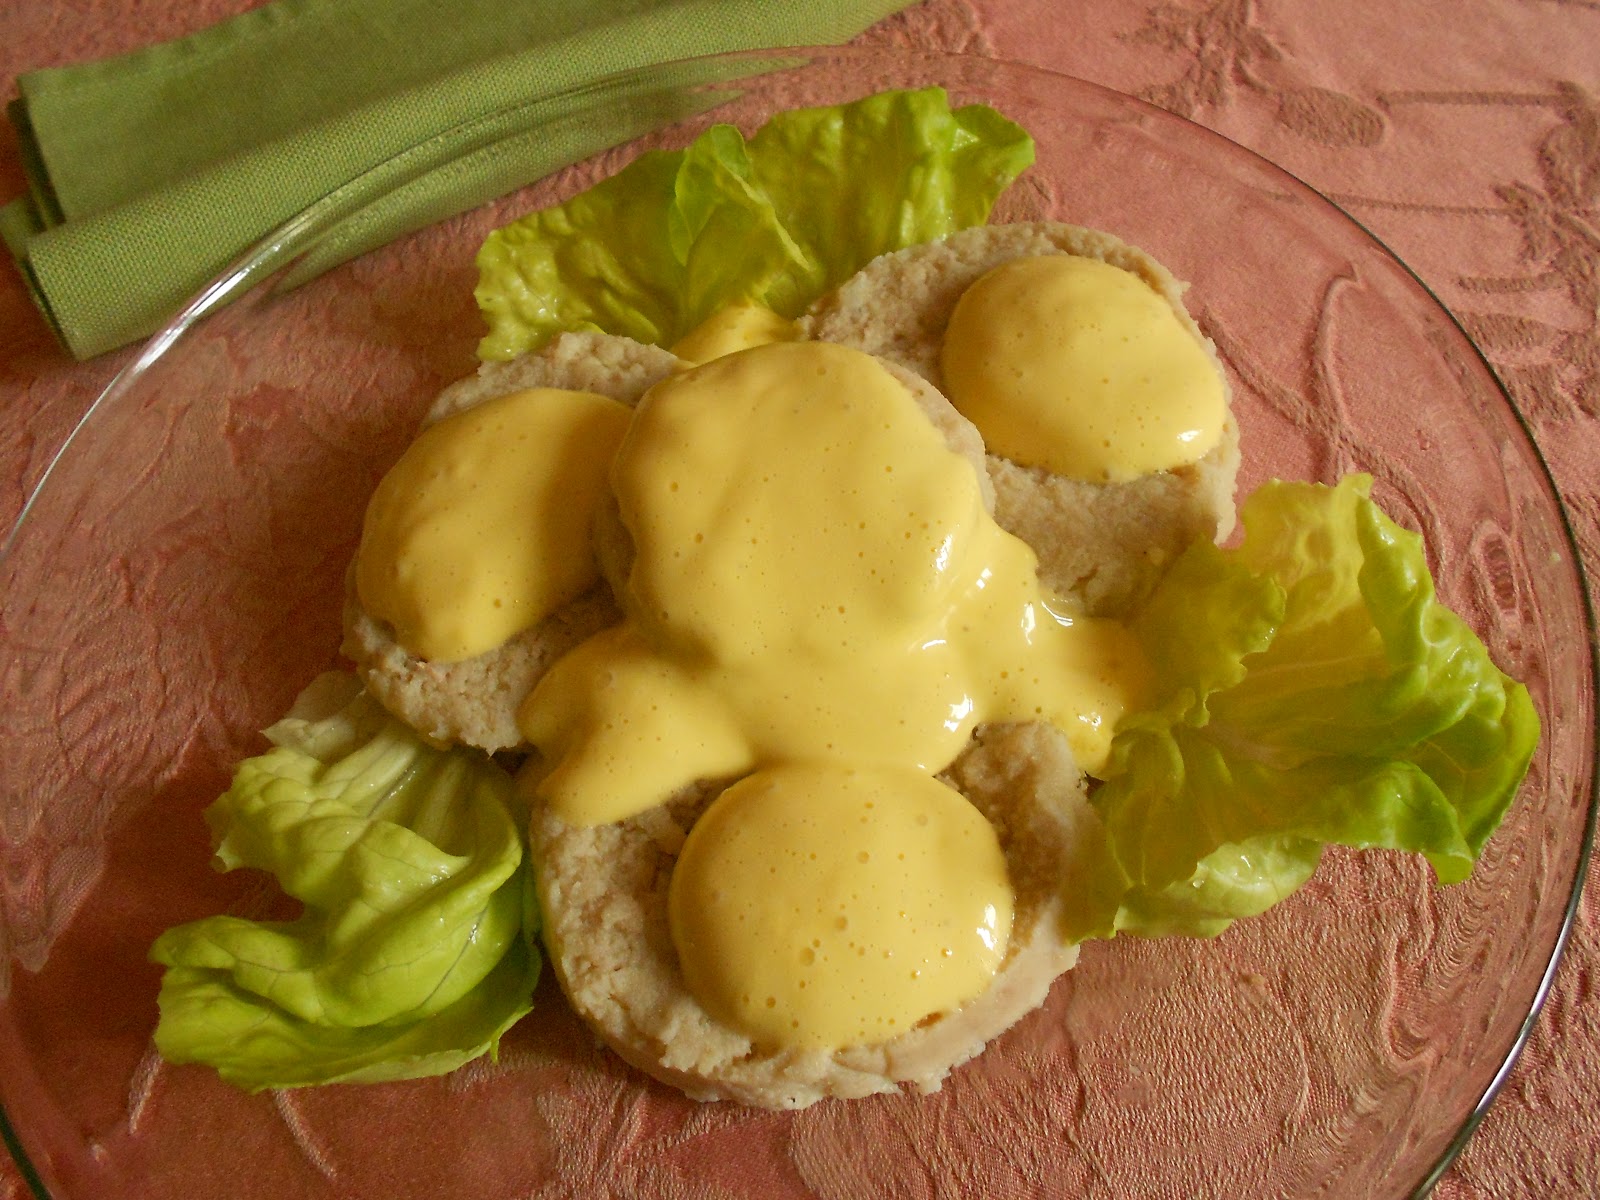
[1,1,1596,1196]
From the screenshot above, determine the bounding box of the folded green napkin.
[1,0,912,359]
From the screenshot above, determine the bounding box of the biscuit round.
[802,221,1241,616]
[528,720,1094,1109]
[342,331,683,752]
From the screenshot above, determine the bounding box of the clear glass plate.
[1,46,1593,1200]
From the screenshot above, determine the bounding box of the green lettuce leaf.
[150,674,539,1090]
[1091,475,1540,938]
[474,86,1034,359]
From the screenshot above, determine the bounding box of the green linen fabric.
[1,0,912,359]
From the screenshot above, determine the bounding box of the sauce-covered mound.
[800,222,1242,622]
[521,341,1146,817]
[518,338,1149,1051]
[354,386,631,663]
[668,764,1013,1051]
[940,254,1227,483]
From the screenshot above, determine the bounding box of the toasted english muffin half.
[529,721,1096,1109]
[801,221,1240,617]
[341,331,683,752]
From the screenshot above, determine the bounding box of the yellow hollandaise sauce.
[519,340,1150,832]
[518,341,1150,1052]
[670,301,800,365]
[354,387,631,663]
[940,254,1226,482]
[668,764,1012,1051]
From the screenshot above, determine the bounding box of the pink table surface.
[1,1,1596,1196]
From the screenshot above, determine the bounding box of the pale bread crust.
[341,332,682,752]
[529,722,1097,1109]
[802,222,1240,616]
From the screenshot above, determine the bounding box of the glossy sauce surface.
[668,764,1013,1051]
[519,340,1149,1051]
[670,301,800,364]
[355,387,631,662]
[940,254,1225,482]
[519,340,1149,828]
